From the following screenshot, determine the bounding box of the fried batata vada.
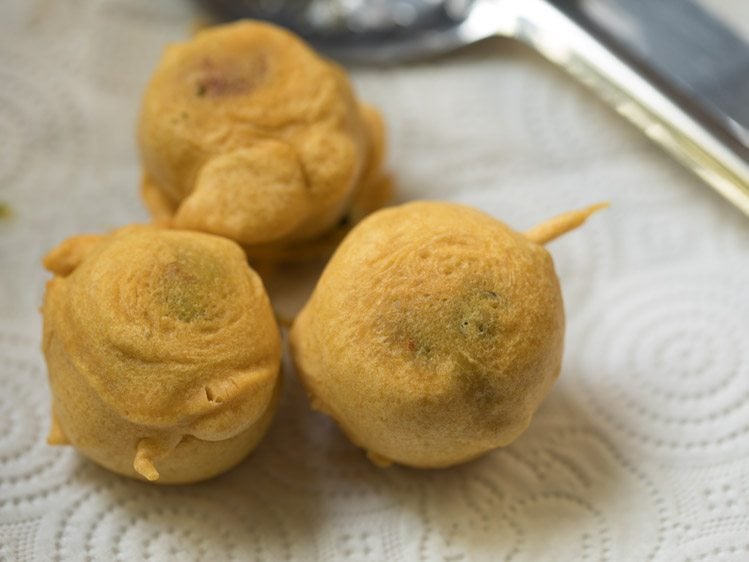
[42,226,281,483]
[138,21,390,261]
[290,201,605,468]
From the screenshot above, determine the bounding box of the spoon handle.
[513,0,749,216]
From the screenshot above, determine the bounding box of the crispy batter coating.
[290,201,603,468]
[138,21,390,260]
[42,226,281,483]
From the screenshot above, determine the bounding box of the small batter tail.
[525,203,608,245]
[133,439,161,482]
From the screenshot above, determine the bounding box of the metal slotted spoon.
[200,0,749,216]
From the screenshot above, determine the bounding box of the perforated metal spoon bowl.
[200,0,749,216]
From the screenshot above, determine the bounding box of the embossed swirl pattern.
[569,266,749,459]
[416,425,667,562]
[0,335,83,512]
[35,465,292,562]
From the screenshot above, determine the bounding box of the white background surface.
[1,1,748,560]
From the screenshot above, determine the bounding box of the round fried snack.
[41,226,281,483]
[290,201,605,468]
[138,21,390,261]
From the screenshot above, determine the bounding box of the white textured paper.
[1,1,749,560]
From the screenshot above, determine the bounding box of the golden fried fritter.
[42,226,281,483]
[138,21,390,260]
[290,201,604,468]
